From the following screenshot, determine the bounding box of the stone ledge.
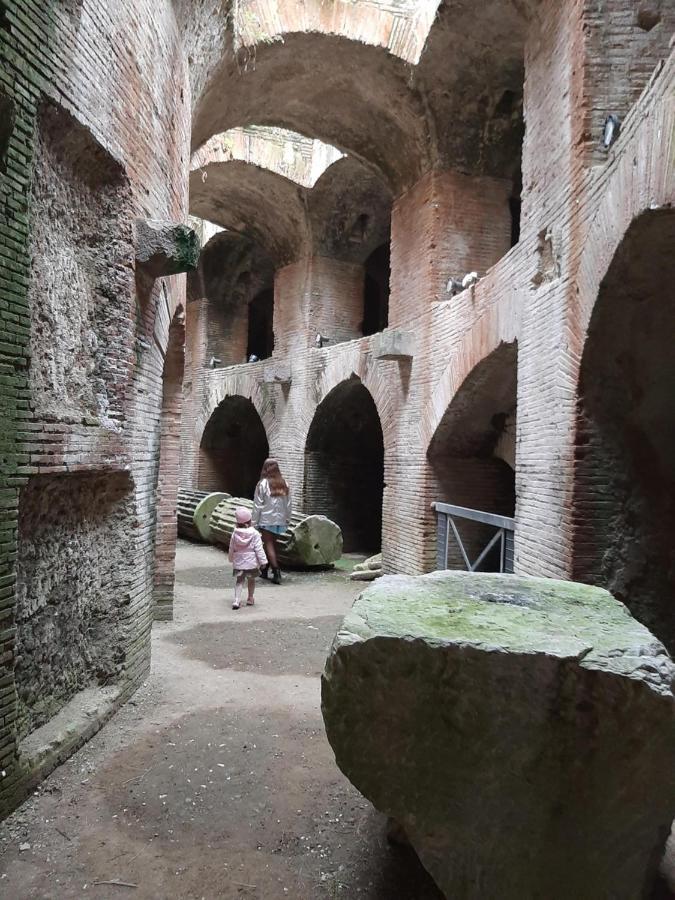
[135,219,200,279]
[1,678,144,819]
[263,362,292,384]
[372,329,414,360]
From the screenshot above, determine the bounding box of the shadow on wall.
[427,342,517,572]
[573,210,675,654]
[305,376,384,553]
[198,395,269,498]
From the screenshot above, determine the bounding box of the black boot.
[260,565,269,580]
[272,567,282,585]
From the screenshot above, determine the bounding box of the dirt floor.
[0,542,444,900]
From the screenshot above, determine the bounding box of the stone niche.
[27,101,134,424]
[15,471,136,741]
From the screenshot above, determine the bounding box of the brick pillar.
[153,311,185,621]
[389,170,511,326]
[273,257,365,354]
[180,297,208,488]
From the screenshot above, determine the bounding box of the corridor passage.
[0,543,442,899]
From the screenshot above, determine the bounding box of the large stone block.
[322,571,675,899]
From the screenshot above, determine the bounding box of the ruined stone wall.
[0,0,190,817]
[28,102,134,424]
[15,471,135,740]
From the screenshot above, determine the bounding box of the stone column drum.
[322,571,675,899]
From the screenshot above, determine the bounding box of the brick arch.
[422,303,519,453]
[573,80,674,367]
[298,347,391,453]
[196,387,271,499]
[572,208,675,653]
[194,370,276,456]
[191,31,429,192]
[304,372,385,552]
[152,304,186,620]
[426,340,518,572]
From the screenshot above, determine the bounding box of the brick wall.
[0,0,190,817]
[274,256,365,354]
[389,170,512,326]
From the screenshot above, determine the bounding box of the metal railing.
[432,502,515,574]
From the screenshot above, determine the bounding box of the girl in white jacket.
[252,458,292,584]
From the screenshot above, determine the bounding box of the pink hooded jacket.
[228,526,268,571]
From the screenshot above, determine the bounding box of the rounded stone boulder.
[321,571,675,900]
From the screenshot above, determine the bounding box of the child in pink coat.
[228,507,268,610]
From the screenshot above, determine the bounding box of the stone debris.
[348,554,383,582]
[322,571,675,900]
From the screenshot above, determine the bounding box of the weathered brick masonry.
[1,0,674,818]
[0,0,190,816]
[181,2,675,641]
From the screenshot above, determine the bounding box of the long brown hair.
[260,458,289,496]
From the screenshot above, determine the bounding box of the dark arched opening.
[305,377,384,553]
[362,243,390,336]
[198,396,269,497]
[247,287,274,361]
[427,342,517,572]
[572,210,675,652]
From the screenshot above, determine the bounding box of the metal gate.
[432,502,515,573]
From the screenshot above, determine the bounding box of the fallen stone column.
[210,496,343,568]
[322,571,675,900]
[177,490,231,542]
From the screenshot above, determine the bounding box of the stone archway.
[427,341,517,571]
[198,395,269,498]
[304,376,384,553]
[572,209,675,652]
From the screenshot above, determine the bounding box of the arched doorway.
[572,210,675,652]
[198,396,269,498]
[427,342,517,572]
[305,377,384,553]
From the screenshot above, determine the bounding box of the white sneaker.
[232,600,240,610]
